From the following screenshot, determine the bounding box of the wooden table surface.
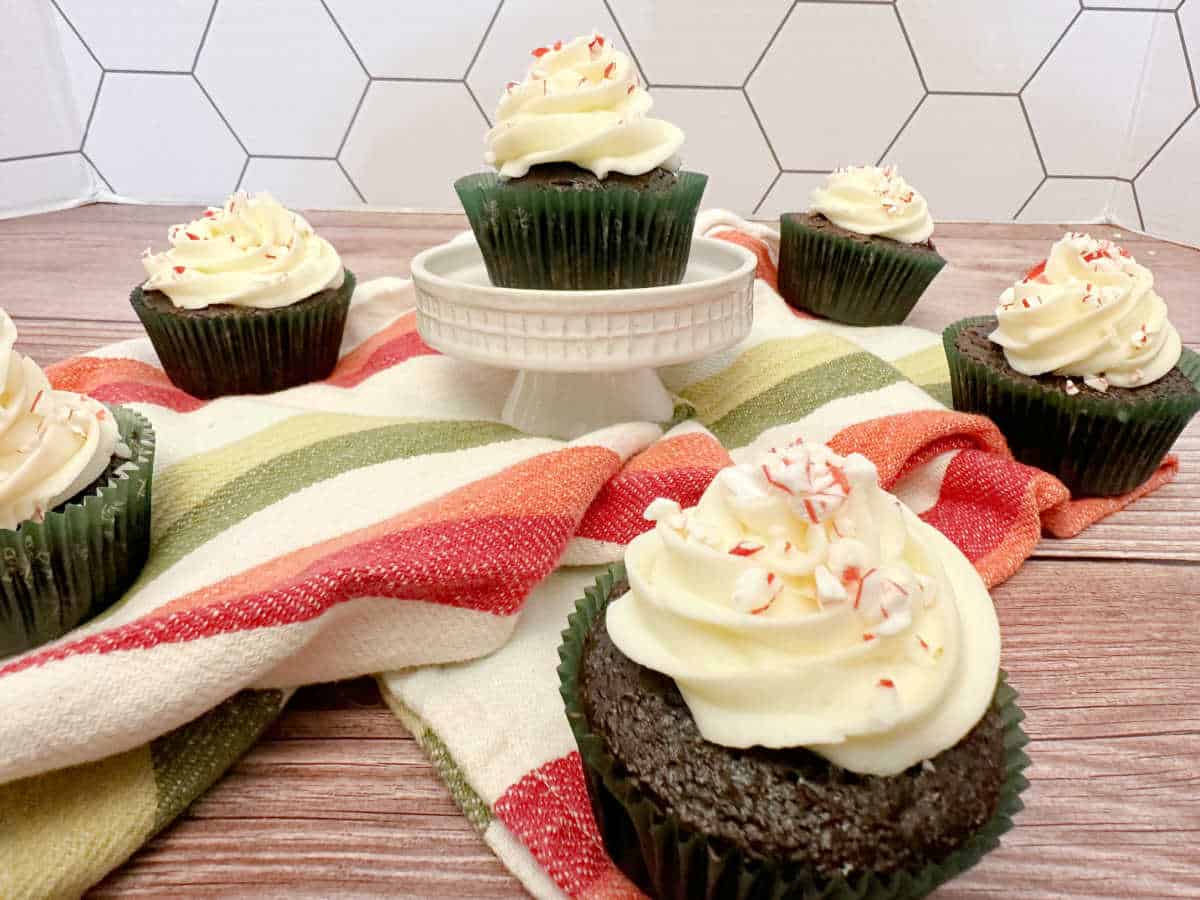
[1,206,1197,899]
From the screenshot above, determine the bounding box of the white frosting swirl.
[485,33,684,179]
[810,166,934,244]
[141,192,344,310]
[0,311,119,531]
[607,440,1000,776]
[990,232,1181,388]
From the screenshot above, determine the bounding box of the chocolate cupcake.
[456,33,706,290]
[559,441,1028,900]
[778,166,945,325]
[132,192,354,399]
[0,311,155,657]
[945,232,1200,496]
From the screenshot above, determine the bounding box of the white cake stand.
[410,236,757,439]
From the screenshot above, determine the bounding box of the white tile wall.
[3,0,1200,246]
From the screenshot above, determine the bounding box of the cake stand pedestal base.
[501,369,676,440]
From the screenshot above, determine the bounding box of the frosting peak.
[0,311,118,530]
[990,232,1181,388]
[141,192,344,310]
[608,439,1000,776]
[810,165,934,244]
[485,33,684,179]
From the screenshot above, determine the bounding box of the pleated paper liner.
[777,214,946,326]
[944,316,1200,497]
[455,170,707,290]
[130,269,355,399]
[558,563,1030,900]
[0,406,155,658]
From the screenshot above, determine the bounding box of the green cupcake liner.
[944,316,1200,497]
[558,563,1030,900]
[778,214,945,326]
[0,407,155,658]
[455,171,707,290]
[130,269,355,399]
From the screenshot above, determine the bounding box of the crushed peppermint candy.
[1083,374,1109,393]
[731,567,782,615]
[729,540,764,557]
[814,563,848,607]
[1064,378,1080,396]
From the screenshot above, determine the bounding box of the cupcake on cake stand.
[415,32,757,439]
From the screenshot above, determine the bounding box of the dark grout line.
[49,0,103,70]
[742,88,784,170]
[1021,7,1082,93]
[250,154,338,161]
[1133,105,1197,180]
[192,74,250,155]
[80,70,106,151]
[875,92,926,164]
[781,168,834,174]
[1012,175,1047,220]
[1176,8,1199,107]
[81,150,113,193]
[337,159,367,204]
[1019,94,1048,176]
[318,0,371,78]
[927,90,1018,97]
[233,154,250,192]
[752,169,783,216]
[1130,180,1147,230]
[892,4,927,92]
[106,69,193,76]
[191,0,218,73]
[603,0,649,88]
[743,1,797,89]
[336,80,371,159]
[1081,4,1182,11]
[651,83,744,91]
[0,149,78,164]
[464,0,504,81]
[370,76,463,83]
[463,80,493,128]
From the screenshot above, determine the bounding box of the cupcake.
[945,232,1200,496]
[455,33,707,290]
[778,166,945,325]
[0,311,155,657]
[132,192,354,399]
[559,440,1028,900]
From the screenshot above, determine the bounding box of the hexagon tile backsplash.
[3,0,1200,245]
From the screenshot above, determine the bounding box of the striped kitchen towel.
[0,214,1175,898]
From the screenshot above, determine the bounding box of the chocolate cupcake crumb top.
[581,592,1006,877]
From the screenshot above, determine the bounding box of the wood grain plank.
[1034,427,1200,562]
[88,558,1200,900]
[1,208,1197,343]
[2,207,1197,561]
[3,205,1195,899]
